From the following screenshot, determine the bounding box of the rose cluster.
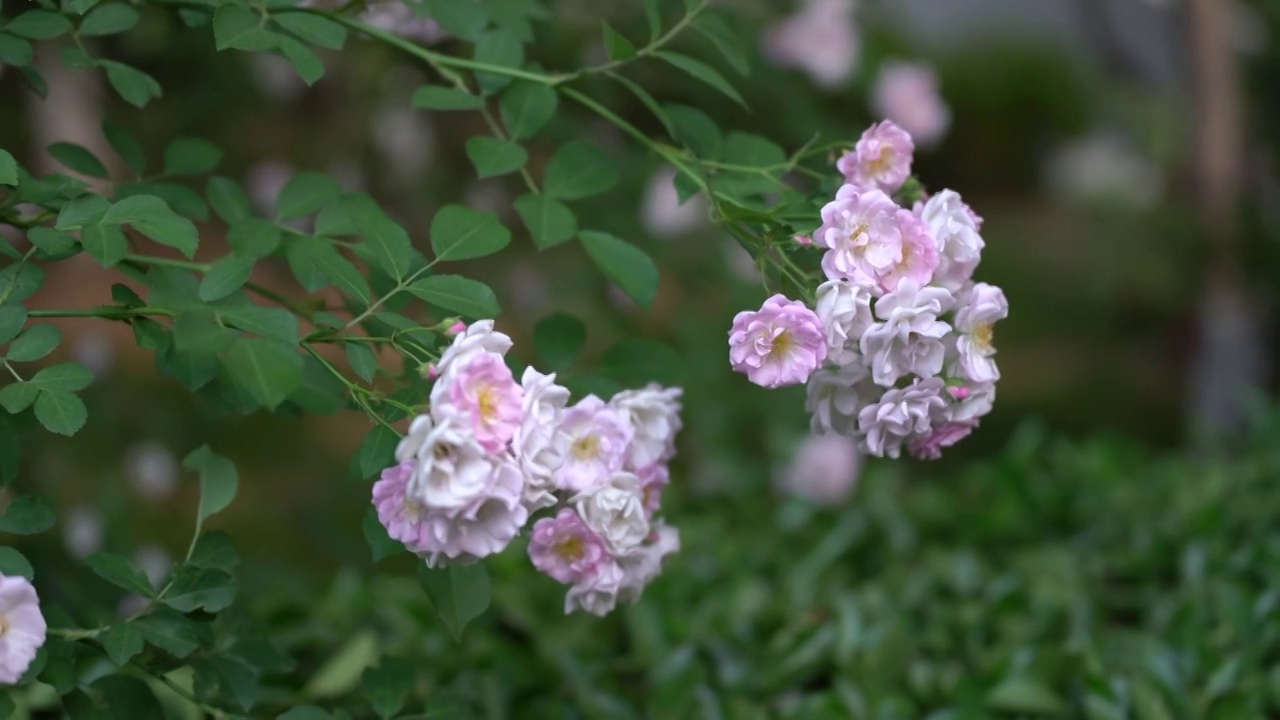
[728,120,1007,460]
[372,321,683,616]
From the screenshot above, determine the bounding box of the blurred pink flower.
[837,120,914,194]
[871,61,951,148]
[640,167,708,238]
[762,0,860,89]
[779,434,861,505]
[0,574,46,684]
[528,508,611,584]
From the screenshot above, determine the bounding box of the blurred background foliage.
[3,0,1280,716]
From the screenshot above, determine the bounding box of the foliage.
[0,0,861,714]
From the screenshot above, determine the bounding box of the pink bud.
[448,321,466,335]
[794,234,812,245]
[947,386,970,400]
[427,363,438,379]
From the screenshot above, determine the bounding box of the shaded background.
[3,0,1280,715]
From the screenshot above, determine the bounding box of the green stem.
[0,246,38,306]
[2,360,23,383]
[339,261,436,332]
[48,626,107,640]
[27,307,173,319]
[567,0,708,80]
[332,16,566,85]
[123,253,313,318]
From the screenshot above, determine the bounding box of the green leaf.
[279,707,331,720]
[424,0,488,40]
[543,140,618,200]
[0,263,43,305]
[102,195,199,258]
[472,28,523,95]
[103,623,144,667]
[412,85,485,111]
[292,356,347,415]
[286,238,372,302]
[192,656,259,713]
[228,218,282,259]
[514,193,577,249]
[217,304,298,344]
[655,51,745,107]
[534,312,585,372]
[362,507,403,562]
[692,12,748,75]
[0,34,34,68]
[7,323,61,362]
[103,61,162,108]
[499,81,557,139]
[199,254,255,301]
[223,338,304,410]
[364,657,413,719]
[464,136,528,179]
[117,180,210,221]
[0,382,37,414]
[0,306,25,344]
[644,0,661,41]
[48,142,108,178]
[579,230,659,307]
[162,565,237,612]
[28,227,78,258]
[5,10,72,39]
[79,3,140,36]
[35,390,87,436]
[207,176,253,223]
[273,11,346,49]
[303,630,378,701]
[601,21,635,61]
[189,531,239,572]
[69,0,104,13]
[724,132,786,167]
[407,275,500,319]
[163,137,222,176]
[278,34,325,85]
[276,171,342,221]
[85,552,156,596]
[0,149,17,186]
[430,205,511,261]
[60,45,97,69]
[418,563,491,640]
[602,338,684,386]
[986,677,1069,715]
[182,444,240,522]
[136,610,204,657]
[340,194,414,280]
[103,120,145,175]
[354,425,398,481]
[173,308,236,354]
[79,224,128,267]
[29,362,93,392]
[344,343,378,383]
[665,103,723,158]
[19,66,48,98]
[0,495,55,534]
[55,194,111,230]
[0,547,34,579]
[0,418,17,485]
[213,4,277,51]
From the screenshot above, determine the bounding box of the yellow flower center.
[555,536,585,562]
[571,434,601,460]
[771,329,795,358]
[869,148,892,176]
[0,615,10,637]
[973,323,994,352]
[847,221,870,247]
[476,384,498,422]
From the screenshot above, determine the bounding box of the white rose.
[860,279,953,386]
[513,367,571,511]
[609,384,683,469]
[952,282,1007,384]
[805,364,874,437]
[572,472,650,556]
[920,190,984,292]
[418,458,528,567]
[857,378,947,458]
[400,415,497,511]
[815,278,874,366]
[564,561,624,616]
